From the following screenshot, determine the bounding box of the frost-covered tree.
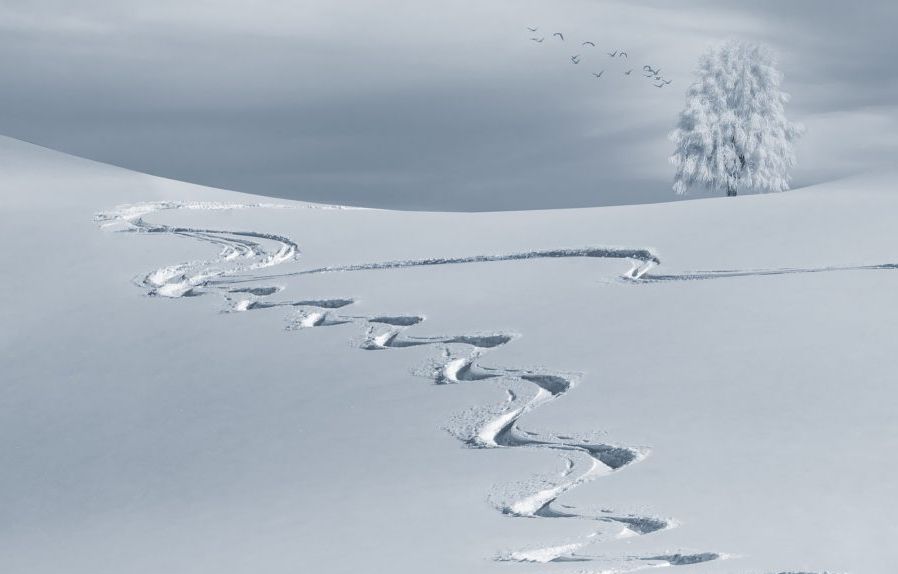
[670,41,803,197]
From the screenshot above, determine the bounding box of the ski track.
[633,263,898,283]
[95,201,849,573]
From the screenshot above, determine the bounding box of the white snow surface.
[2,135,897,573]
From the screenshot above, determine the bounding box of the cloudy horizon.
[1,0,896,210]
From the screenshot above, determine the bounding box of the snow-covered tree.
[670,41,803,197]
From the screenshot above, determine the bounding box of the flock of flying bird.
[526,26,673,88]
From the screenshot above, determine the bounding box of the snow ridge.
[96,201,842,572]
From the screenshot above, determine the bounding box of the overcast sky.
[1,0,896,210]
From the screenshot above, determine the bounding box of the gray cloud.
[0,0,894,210]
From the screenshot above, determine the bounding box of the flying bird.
[527,26,539,32]
[624,69,633,75]
[607,50,618,57]
[593,70,604,78]
[553,32,564,40]
[530,37,544,43]
[582,41,595,47]
[653,81,666,88]
[571,55,581,64]
[618,51,628,58]
[660,79,672,85]
[643,65,660,75]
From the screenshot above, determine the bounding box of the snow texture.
[3,136,893,574]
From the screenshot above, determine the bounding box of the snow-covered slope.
[2,135,896,574]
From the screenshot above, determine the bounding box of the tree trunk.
[727,184,737,197]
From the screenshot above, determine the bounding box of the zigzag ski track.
[96,200,856,573]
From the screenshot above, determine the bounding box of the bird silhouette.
[660,79,672,85]
[618,51,628,58]
[653,81,666,88]
[582,41,595,47]
[607,50,618,57]
[530,37,544,43]
[593,70,604,78]
[571,55,581,64]
[624,69,633,75]
[527,26,539,32]
[553,32,564,40]
[643,65,659,75]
